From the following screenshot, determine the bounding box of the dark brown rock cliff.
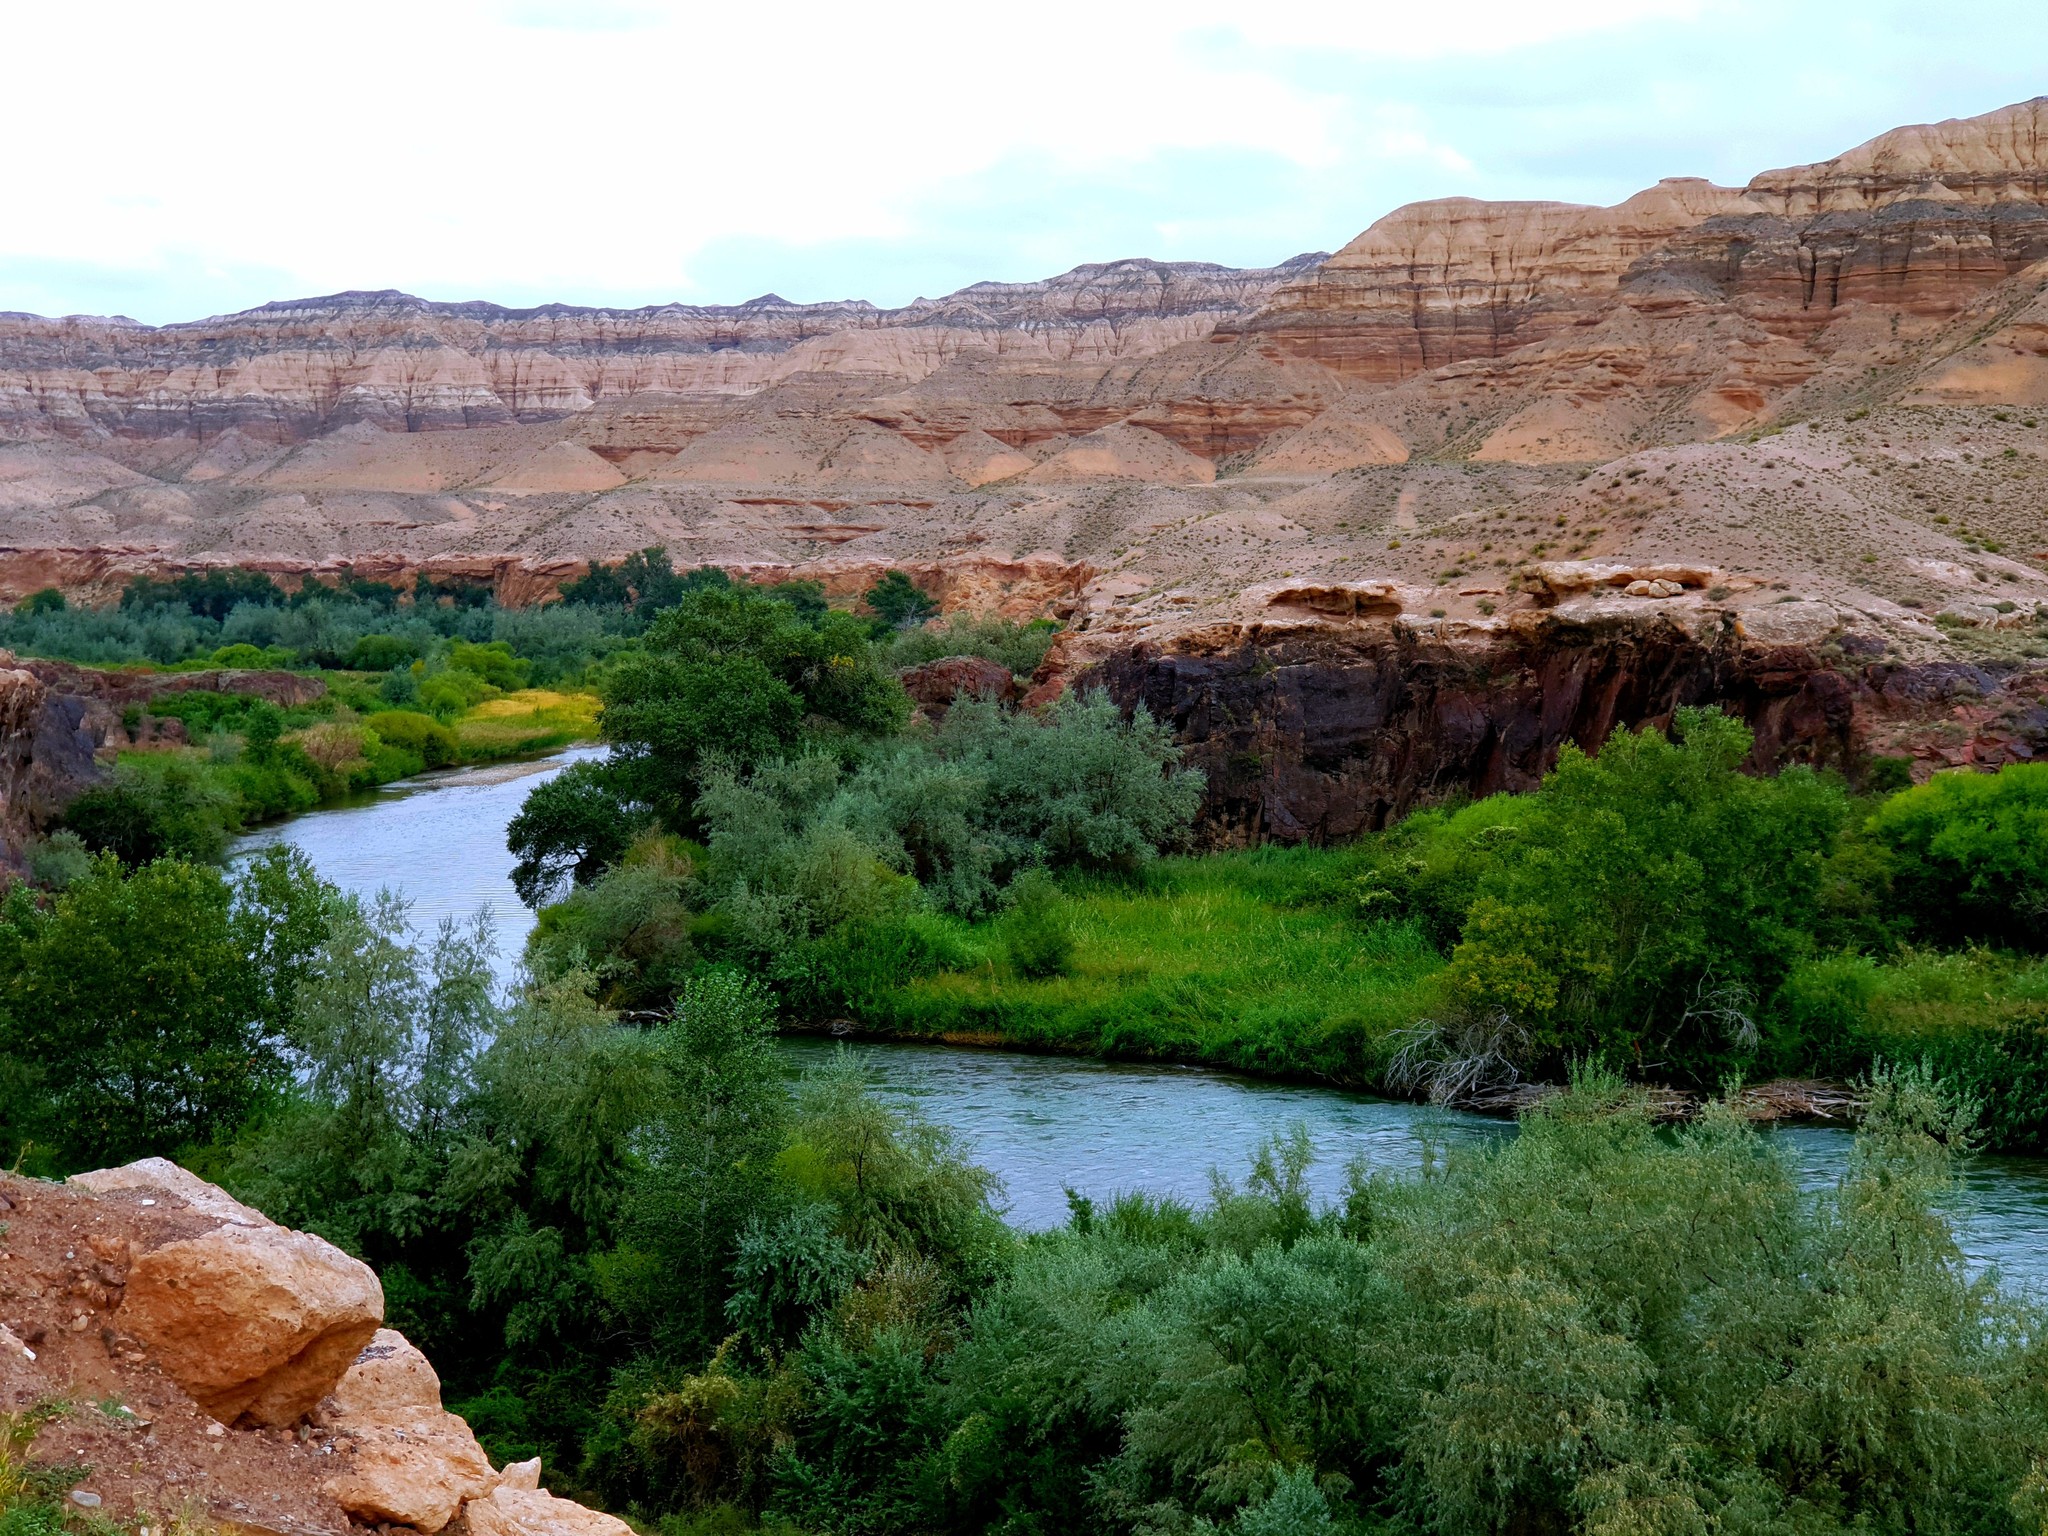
[1088,615,2048,843]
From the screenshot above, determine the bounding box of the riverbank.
[66,683,601,865]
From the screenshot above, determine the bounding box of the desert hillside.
[2,100,2048,658]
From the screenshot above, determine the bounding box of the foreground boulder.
[317,1330,497,1532]
[70,1158,384,1426]
[465,1474,636,1536]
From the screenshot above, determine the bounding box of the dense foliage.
[5,550,2048,1531]
[10,837,2043,1536]
[509,576,1194,1019]
[0,847,328,1169]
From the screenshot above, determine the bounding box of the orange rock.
[464,1484,635,1536]
[70,1159,383,1427]
[317,1330,497,1533]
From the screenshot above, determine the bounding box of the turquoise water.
[233,745,605,987]
[234,750,2048,1293]
[782,1036,2048,1291]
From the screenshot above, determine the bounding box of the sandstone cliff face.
[1227,100,2048,395]
[0,257,1323,446]
[1224,179,1753,382]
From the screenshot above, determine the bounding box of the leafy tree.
[1867,762,2048,950]
[863,569,936,632]
[347,633,423,670]
[121,567,286,621]
[13,587,64,616]
[599,583,907,832]
[0,847,329,1169]
[560,547,723,619]
[1438,707,1847,1077]
[507,760,653,908]
[61,758,240,865]
[937,689,1205,874]
[607,970,791,1362]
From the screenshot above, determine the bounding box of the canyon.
[5,99,2048,825]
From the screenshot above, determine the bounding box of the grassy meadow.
[871,848,1444,1081]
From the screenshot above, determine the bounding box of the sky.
[6,0,2047,325]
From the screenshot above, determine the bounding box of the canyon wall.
[0,256,1325,446]
[1089,613,2048,843]
[1,100,2047,825]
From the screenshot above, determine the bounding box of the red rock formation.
[900,655,1019,717]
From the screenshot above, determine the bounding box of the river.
[235,745,606,987]
[234,748,2048,1292]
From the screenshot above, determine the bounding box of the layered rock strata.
[0,256,1324,445]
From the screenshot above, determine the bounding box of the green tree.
[507,760,655,908]
[608,970,791,1363]
[599,583,907,833]
[863,569,936,632]
[937,689,1205,874]
[1867,762,2048,950]
[1439,707,1847,1076]
[0,847,329,1169]
[13,587,64,616]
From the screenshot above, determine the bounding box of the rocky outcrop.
[0,664,104,863]
[1088,613,2048,843]
[316,1330,498,1532]
[0,652,329,864]
[70,1158,384,1426]
[0,1159,638,1536]
[900,655,1019,717]
[1223,179,1753,381]
[1225,100,2048,386]
[465,1477,636,1536]
[11,654,326,711]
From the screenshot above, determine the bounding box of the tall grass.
[870,847,1444,1082]
[453,689,601,760]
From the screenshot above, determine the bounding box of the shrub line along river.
[233,747,2048,1290]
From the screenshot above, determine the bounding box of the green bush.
[12,587,63,616]
[1868,762,2048,950]
[0,846,328,1170]
[862,569,937,632]
[1437,708,1848,1079]
[208,641,291,668]
[1000,868,1073,978]
[936,690,1205,875]
[452,640,532,692]
[881,614,1059,677]
[61,756,239,863]
[348,633,424,671]
[363,708,460,769]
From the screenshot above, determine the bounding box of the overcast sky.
[7,0,2046,325]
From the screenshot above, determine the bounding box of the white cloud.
[1,0,2038,319]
